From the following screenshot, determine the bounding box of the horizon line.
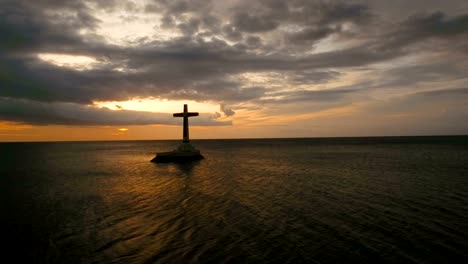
[1,134,467,143]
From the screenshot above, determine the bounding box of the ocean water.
[1,136,468,263]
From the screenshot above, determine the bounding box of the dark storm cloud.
[283,70,342,85]
[146,0,372,44]
[363,87,468,124]
[289,26,339,43]
[286,1,371,43]
[407,12,468,36]
[147,0,213,15]
[0,0,120,69]
[221,24,243,41]
[261,87,357,104]
[1,44,271,104]
[413,87,468,97]
[232,12,280,33]
[0,97,230,126]
[381,11,468,50]
[375,62,468,88]
[0,9,76,52]
[220,104,235,117]
[1,0,468,126]
[228,0,371,34]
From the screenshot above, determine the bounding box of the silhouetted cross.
[173,104,199,142]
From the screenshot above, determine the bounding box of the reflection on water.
[1,137,468,263]
[173,161,201,176]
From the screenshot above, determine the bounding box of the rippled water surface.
[1,137,468,263]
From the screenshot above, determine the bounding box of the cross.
[173,104,199,142]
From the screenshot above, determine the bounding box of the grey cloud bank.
[0,97,229,126]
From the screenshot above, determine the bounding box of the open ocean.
[1,136,468,263]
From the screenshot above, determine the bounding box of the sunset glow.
[37,53,99,70]
[95,99,220,114]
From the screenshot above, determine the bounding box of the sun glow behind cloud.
[94,98,220,114]
[37,53,99,70]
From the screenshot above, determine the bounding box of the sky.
[0,0,467,141]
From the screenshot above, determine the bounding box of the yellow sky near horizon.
[2,105,345,141]
[0,101,443,142]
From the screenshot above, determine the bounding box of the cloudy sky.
[1,0,467,141]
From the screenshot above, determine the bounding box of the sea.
[1,136,467,263]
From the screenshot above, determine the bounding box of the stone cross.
[173,104,199,142]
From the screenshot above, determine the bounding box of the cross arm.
[173,112,199,117]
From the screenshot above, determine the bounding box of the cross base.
[176,142,199,152]
[151,142,203,163]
